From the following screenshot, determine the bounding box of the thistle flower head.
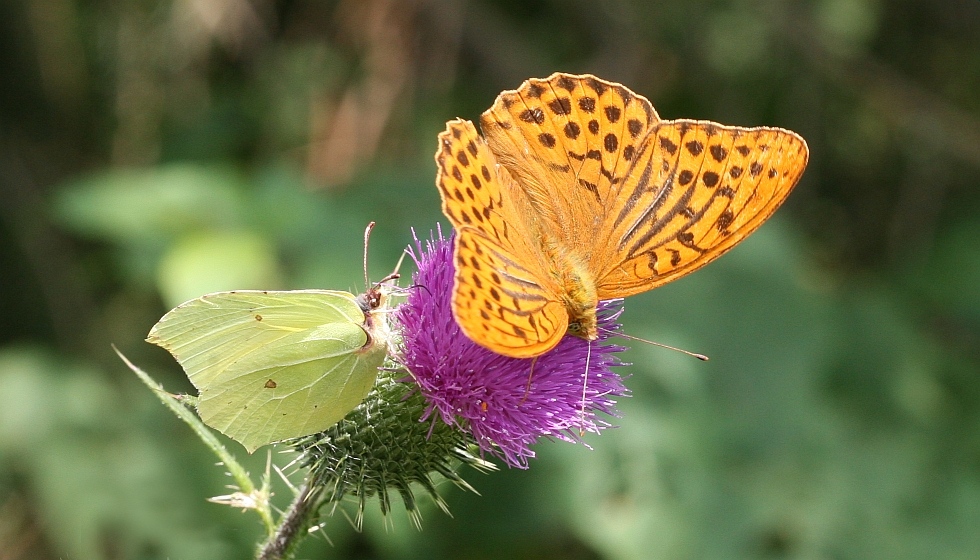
[393,228,629,468]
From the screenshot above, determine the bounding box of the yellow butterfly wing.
[435,119,569,357]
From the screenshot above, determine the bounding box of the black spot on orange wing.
[556,76,576,91]
[579,97,596,113]
[678,170,695,186]
[539,133,556,148]
[588,119,599,134]
[585,77,607,95]
[709,144,727,162]
[646,250,658,269]
[614,86,633,106]
[549,98,572,115]
[702,171,719,187]
[520,108,546,124]
[627,119,643,138]
[526,83,545,98]
[685,140,703,156]
[749,162,763,177]
[659,136,678,155]
[717,208,734,231]
[604,133,618,152]
[457,150,470,167]
[729,166,743,178]
[564,122,581,139]
[604,106,622,123]
[678,231,705,252]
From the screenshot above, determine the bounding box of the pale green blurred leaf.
[53,164,248,242]
[0,346,256,559]
[156,231,281,307]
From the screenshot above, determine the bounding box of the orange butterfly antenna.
[598,327,709,361]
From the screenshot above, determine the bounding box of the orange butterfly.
[435,73,808,358]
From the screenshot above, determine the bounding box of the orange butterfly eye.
[435,73,808,358]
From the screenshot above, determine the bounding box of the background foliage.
[1,0,979,558]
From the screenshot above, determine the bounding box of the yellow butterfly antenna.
[362,221,375,290]
[359,221,403,311]
[597,326,709,361]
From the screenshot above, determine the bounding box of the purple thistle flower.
[392,227,629,468]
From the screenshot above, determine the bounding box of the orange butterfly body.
[435,73,809,358]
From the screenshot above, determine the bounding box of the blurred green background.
[1,0,978,558]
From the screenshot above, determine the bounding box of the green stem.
[116,347,276,534]
[257,479,325,560]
